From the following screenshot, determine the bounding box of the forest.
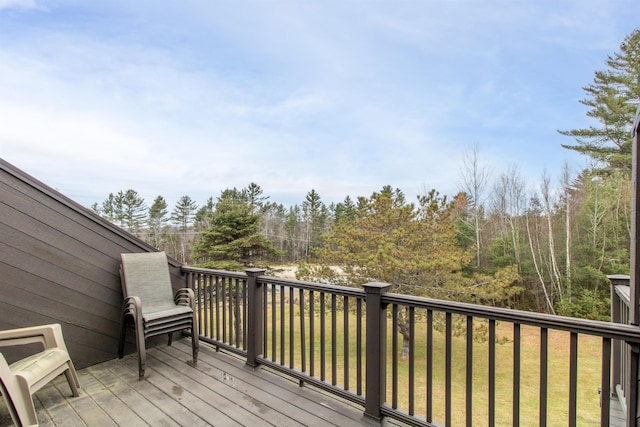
[91,29,640,321]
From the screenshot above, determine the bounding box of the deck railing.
[182,266,640,426]
[609,274,635,420]
[183,267,249,356]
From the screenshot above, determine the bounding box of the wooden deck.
[610,393,625,427]
[0,338,628,426]
[0,340,405,426]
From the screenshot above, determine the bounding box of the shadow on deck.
[0,340,407,426]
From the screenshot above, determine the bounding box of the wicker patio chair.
[118,252,198,379]
[0,324,80,426]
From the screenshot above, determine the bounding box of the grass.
[203,291,604,426]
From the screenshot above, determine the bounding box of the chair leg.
[64,361,81,396]
[168,331,173,346]
[135,327,146,380]
[192,333,199,364]
[0,381,22,427]
[118,318,127,359]
[14,401,38,427]
[12,377,38,427]
[191,318,199,364]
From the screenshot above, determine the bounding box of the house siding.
[0,158,184,368]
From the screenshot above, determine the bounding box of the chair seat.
[143,305,193,323]
[144,314,196,337]
[10,348,69,387]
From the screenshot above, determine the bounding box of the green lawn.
[206,292,604,426]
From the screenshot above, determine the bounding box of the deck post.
[363,282,392,421]
[629,344,640,427]
[630,105,640,427]
[245,268,266,369]
[610,275,631,398]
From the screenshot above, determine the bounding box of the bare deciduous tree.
[460,146,491,268]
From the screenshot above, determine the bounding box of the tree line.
[91,184,341,268]
[92,29,640,320]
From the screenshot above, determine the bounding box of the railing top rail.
[181,265,248,280]
[256,276,365,298]
[614,284,631,305]
[608,274,631,280]
[383,292,640,342]
[182,264,640,342]
[181,266,365,297]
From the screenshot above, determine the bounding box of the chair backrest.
[120,252,176,314]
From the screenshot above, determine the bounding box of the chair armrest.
[0,324,67,351]
[122,296,143,321]
[174,288,196,310]
[0,352,18,391]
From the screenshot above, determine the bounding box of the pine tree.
[334,195,356,224]
[245,182,269,214]
[302,189,327,261]
[285,205,303,262]
[310,186,520,357]
[560,29,640,173]
[171,195,198,263]
[193,190,279,270]
[194,197,215,231]
[171,196,198,232]
[120,189,147,233]
[148,196,169,249]
[100,192,122,225]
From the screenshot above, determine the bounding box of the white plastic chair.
[0,324,80,426]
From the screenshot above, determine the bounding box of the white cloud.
[0,0,37,11]
[0,0,638,210]
[0,103,147,161]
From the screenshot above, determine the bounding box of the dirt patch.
[269,265,345,280]
[269,265,298,279]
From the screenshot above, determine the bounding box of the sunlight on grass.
[202,290,604,426]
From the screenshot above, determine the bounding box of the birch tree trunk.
[562,163,572,302]
[541,172,563,302]
[526,213,555,314]
[460,146,490,268]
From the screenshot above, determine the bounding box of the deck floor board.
[0,339,627,426]
[609,395,625,427]
[166,341,366,426]
[1,340,393,426]
[152,345,305,427]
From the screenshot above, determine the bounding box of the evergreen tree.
[452,192,478,261]
[308,186,520,356]
[334,195,356,224]
[171,195,198,231]
[560,28,640,173]
[194,197,215,231]
[302,189,327,261]
[91,202,101,216]
[171,195,198,263]
[285,205,304,262]
[120,189,147,233]
[101,192,123,225]
[148,196,169,249]
[245,182,269,214]
[193,190,279,270]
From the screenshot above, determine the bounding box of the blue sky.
[1,0,639,210]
